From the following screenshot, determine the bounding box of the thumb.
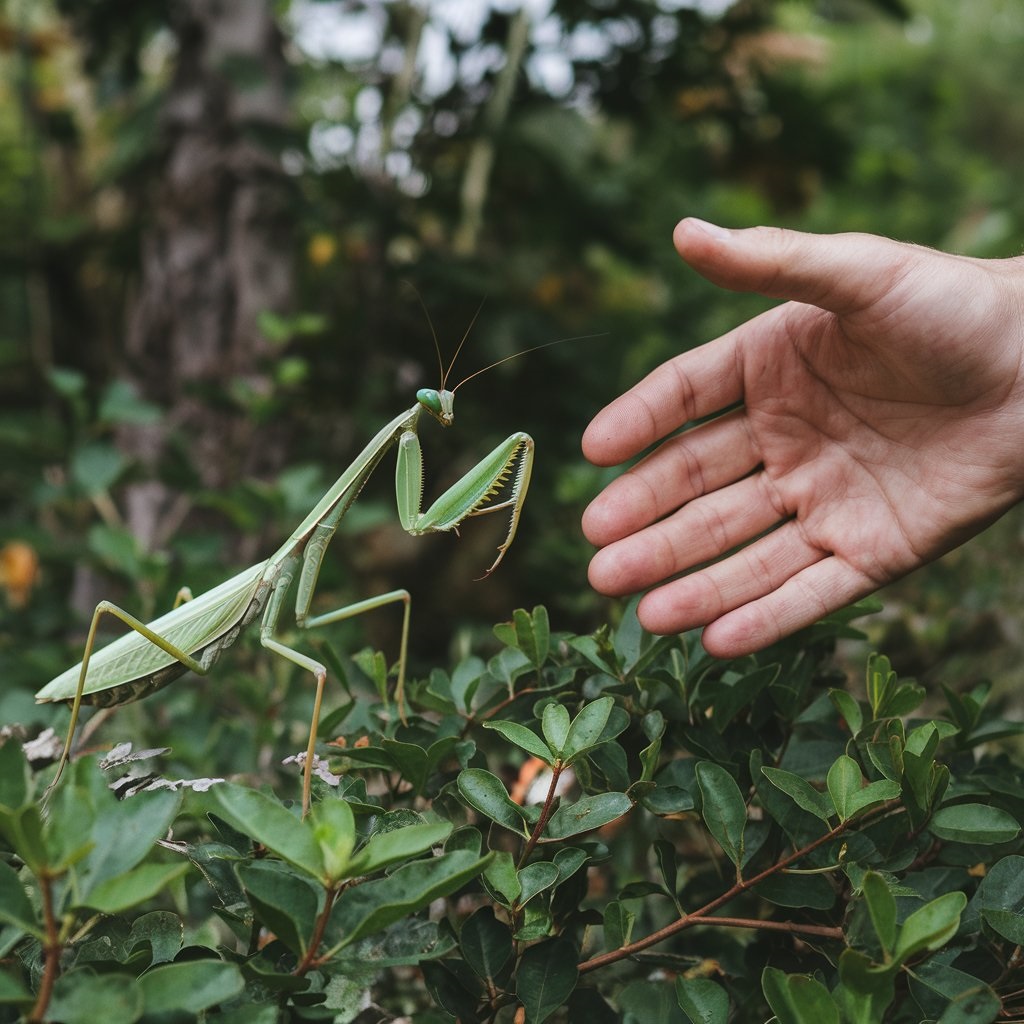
[673,219,925,315]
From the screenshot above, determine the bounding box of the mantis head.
[417,388,455,427]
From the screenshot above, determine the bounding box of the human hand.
[582,220,1024,657]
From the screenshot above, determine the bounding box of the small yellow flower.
[307,233,337,267]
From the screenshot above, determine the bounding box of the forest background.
[4,1,1024,1021]
[4,0,1024,719]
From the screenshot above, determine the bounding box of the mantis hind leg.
[261,583,411,817]
[45,601,208,804]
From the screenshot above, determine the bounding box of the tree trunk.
[120,0,293,552]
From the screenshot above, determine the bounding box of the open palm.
[582,221,1024,656]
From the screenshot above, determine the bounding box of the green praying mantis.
[36,333,541,816]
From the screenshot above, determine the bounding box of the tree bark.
[120,0,293,552]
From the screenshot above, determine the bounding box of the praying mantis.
[36,338,536,815]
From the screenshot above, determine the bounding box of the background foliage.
[2,0,1024,1020]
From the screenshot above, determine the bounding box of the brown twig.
[292,886,339,976]
[517,762,563,869]
[28,871,60,1024]
[579,800,902,974]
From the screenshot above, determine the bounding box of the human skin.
[582,219,1024,658]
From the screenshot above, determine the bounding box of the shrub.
[2,602,1024,1023]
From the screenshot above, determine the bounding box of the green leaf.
[553,846,589,885]
[48,970,143,1024]
[754,872,836,909]
[71,442,126,495]
[97,379,162,426]
[909,959,1000,1024]
[449,655,486,714]
[0,970,32,1005]
[0,860,39,936]
[542,703,572,756]
[421,961,481,1021]
[78,862,190,914]
[457,768,529,836]
[862,871,897,955]
[972,854,1024,944]
[331,850,491,948]
[603,900,634,951]
[929,803,1020,845]
[380,738,429,794]
[347,821,452,877]
[311,797,356,882]
[516,937,579,1024]
[830,688,864,735]
[483,720,554,763]
[894,891,967,962]
[827,755,863,822]
[461,907,513,983]
[238,860,319,955]
[761,767,834,822]
[762,967,839,1024]
[483,851,521,905]
[137,959,246,1015]
[846,778,901,818]
[77,786,182,896]
[514,606,551,669]
[696,762,747,867]
[562,697,615,762]
[517,861,560,907]
[544,792,632,841]
[208,783,324,880]
[129,912,182,966]
[836,949,897,1024]
[676,976,730,1024]
[0,742,29,811]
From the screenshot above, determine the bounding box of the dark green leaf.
[862,871,897,955]
[542,703,572,756]
[457,768,529,835]
[0,860,39,936]
[761,766,833,822]
[676,976,730,1024]
[347,820,451,876]
[827,755,863,823]
[930,804,1020,845]
[894,891,967,962]
[762,967,839,1024]
[544,792,632,841]
[209,784,323,880]
[516,937,579,1024]
[238,860,319,955]
[603,900,634,951]
[48,970,143,1024]
[971,854,1024,944]
[138,959,245,1015]
[696,762,746,867]
[331,850,491,948]
[517,860,560,907]
[562,697,615,761]
[461,907,513,983]
[483,720,554,762]
[78,862,190,914]
[830,689,864,735]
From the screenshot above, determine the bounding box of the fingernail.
[686,218,732,241]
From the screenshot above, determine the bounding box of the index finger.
[582,329,742,467]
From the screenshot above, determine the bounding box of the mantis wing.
[36,561,268,702]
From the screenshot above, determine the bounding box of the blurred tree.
[60,0,295,553]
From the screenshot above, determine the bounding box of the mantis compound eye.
[416,388,443,415]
